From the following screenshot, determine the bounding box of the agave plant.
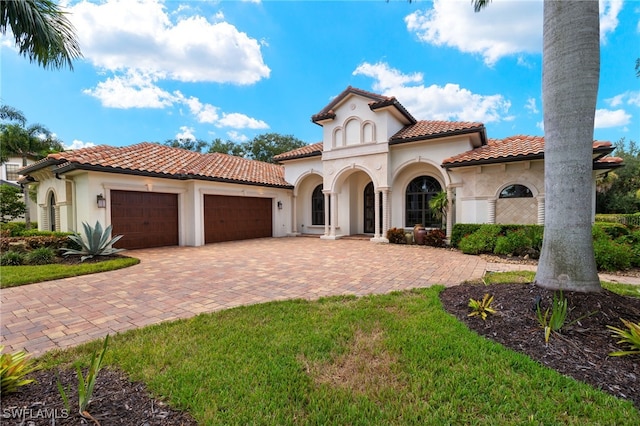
[61,221,125,261]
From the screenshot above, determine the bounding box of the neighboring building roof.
[20,142,293,188]
[442,135,622,169]
[390,120,487,145]
[273,142,323,162]
[311,86,416,125]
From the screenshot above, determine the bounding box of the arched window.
[48,192,56,231]
[405,176,442,227]
[499,184,533,198]
[312,184,325,225]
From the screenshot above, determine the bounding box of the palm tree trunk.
[534,0,601,292]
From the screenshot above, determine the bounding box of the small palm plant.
[61,221,125,262]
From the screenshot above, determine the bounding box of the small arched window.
[499,184,533,199]
[48,192,56,231]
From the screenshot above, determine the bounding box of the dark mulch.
[1,368,198,425]
[440,282,640,409]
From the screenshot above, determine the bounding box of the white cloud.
[69,0,270,84]
[536,121,544,131]
[176,126,195,140]
[83,70,176,108]
[405,0,621,65]
[525,98,539,114]
[405,0,542,66]
[217,113,269,129]
[65,140,96,150]
[600,0,623,42]
[353,62,512,124]
[595,108,632,128]
[227,130,249,143]
[606,91,640,107]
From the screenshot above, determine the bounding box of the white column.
[330,193,337,237]
[374,189,381,239]
[446,187,454,240]
[291,195,298,235]
[324,192,330,236]
[382,189,389,238]
[537,195,545,225]
[488,198,497,224]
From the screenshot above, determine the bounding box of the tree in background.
[164,133,307,163]
[163,138,209,153]
[243,133,306,163]
[596,139,640,214]
[1,105,64,228]
[474,0,601,292]
[1,0,82,70]
[208,138,246,157]
[0,184,27,223]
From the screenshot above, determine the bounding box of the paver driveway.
[2,237,533,355]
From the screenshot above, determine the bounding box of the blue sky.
[1,0,638,151]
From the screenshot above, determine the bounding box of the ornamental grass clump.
[61,221,125,262]
[608,319,640,357]
[1,346,38,394]
[468,293,497,320]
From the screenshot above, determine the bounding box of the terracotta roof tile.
[443,135,614,167]
[311,86,404,124]
[273,142,323,161]
[26,142,291,188]
[391,120,485,142]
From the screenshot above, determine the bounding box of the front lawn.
[29,286,639,425]
[0,257,140,288]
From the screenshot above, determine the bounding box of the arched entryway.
[405,175,442,228]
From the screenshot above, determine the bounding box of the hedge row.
[595,213,640,228]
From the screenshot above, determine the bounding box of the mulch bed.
[439,282,640,409]
[1,369,198,425]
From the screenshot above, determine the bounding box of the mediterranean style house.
[19,86,622,249]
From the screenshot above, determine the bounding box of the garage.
[110,190,179,249]
[204,195,272,244]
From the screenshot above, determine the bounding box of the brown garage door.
[111,190,179,249]
[204,195,272,244]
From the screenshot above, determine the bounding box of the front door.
[363,182,381,234]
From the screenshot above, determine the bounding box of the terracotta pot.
[413,225,427,245]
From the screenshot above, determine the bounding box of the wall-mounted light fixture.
[277,200,283,210]
[97,193,106,208]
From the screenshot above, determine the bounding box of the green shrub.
[494,230,533,256]
[26,247,56,265]
[0,222,40,236]
[615,230,640,267]
[593,237,632,271]
[596,213,640,228]
[424,229,446,247]
[450,224,482,248]
[0,235,75,252]
[0,251,25,266]
[386,227,406,244]
[593,222,630,239]
[458,225,501,255]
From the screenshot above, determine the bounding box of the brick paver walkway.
[1,237,635,355]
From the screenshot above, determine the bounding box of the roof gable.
[311,86,416,125]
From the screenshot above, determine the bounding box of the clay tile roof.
[273,142,323,162]
[391,120,485,143]
[443,135,617,168]
[22,142,292,188]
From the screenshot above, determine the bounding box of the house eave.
[53,163,294,189]
[390,126,488,147]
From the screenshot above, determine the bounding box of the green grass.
[38,288,639,425]
[0,257,140,288]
